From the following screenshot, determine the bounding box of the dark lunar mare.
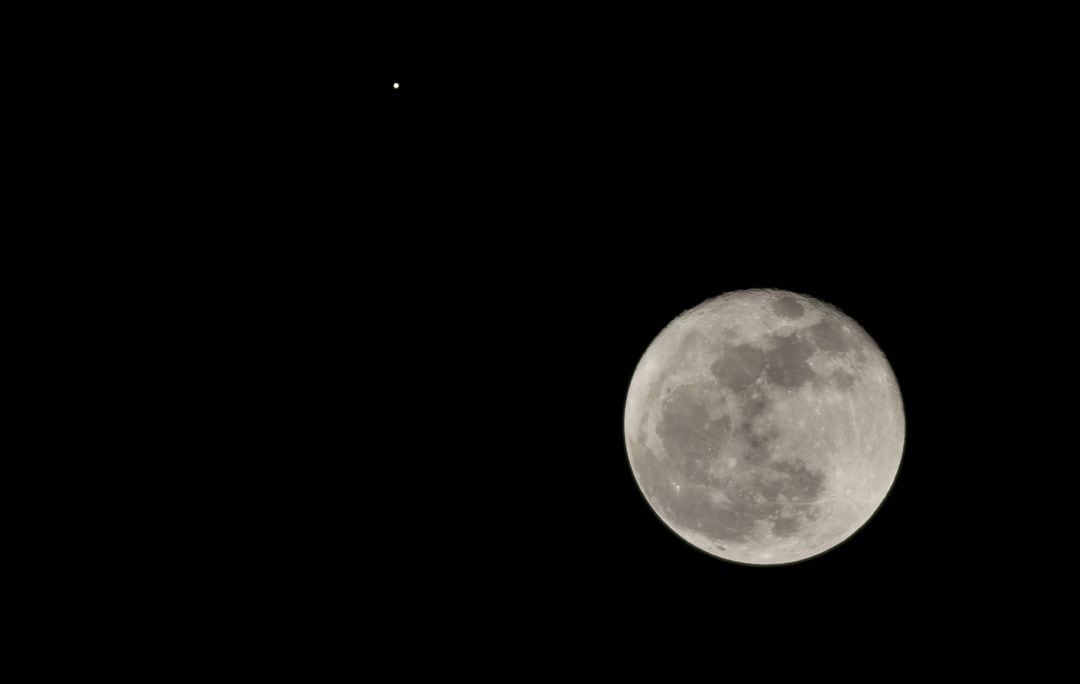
[642,370,828,544]
[710,332,819,392]
[772,296,805,319]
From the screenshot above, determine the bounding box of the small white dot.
[393,83,400,89]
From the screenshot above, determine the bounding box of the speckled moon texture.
[625,290,904,565]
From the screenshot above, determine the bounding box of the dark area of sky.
[379,3,1076,102]
[5,2,1074,678]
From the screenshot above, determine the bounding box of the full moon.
[624,289,904,565]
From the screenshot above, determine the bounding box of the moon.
[624,289,904,565]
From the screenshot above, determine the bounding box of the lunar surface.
[624,289,904,564]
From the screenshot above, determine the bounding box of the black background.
[6,2,1075,678]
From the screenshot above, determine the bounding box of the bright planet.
[624,289,904,565]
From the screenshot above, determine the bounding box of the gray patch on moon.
[772,296,805,319]
[763,334,816,388]
[808,319,850,352]
[771,459,827,501]
[832,368,857,389]
[656,385,732,478]
[732,391,777,466]
[772,517,800,537]
[741,394,771,422]
[711,333,816,394]
[741,426,775,466]
[710,344,766,390]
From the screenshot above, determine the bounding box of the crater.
[772,296,805,319]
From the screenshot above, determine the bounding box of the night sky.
[6,3,1075,678]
